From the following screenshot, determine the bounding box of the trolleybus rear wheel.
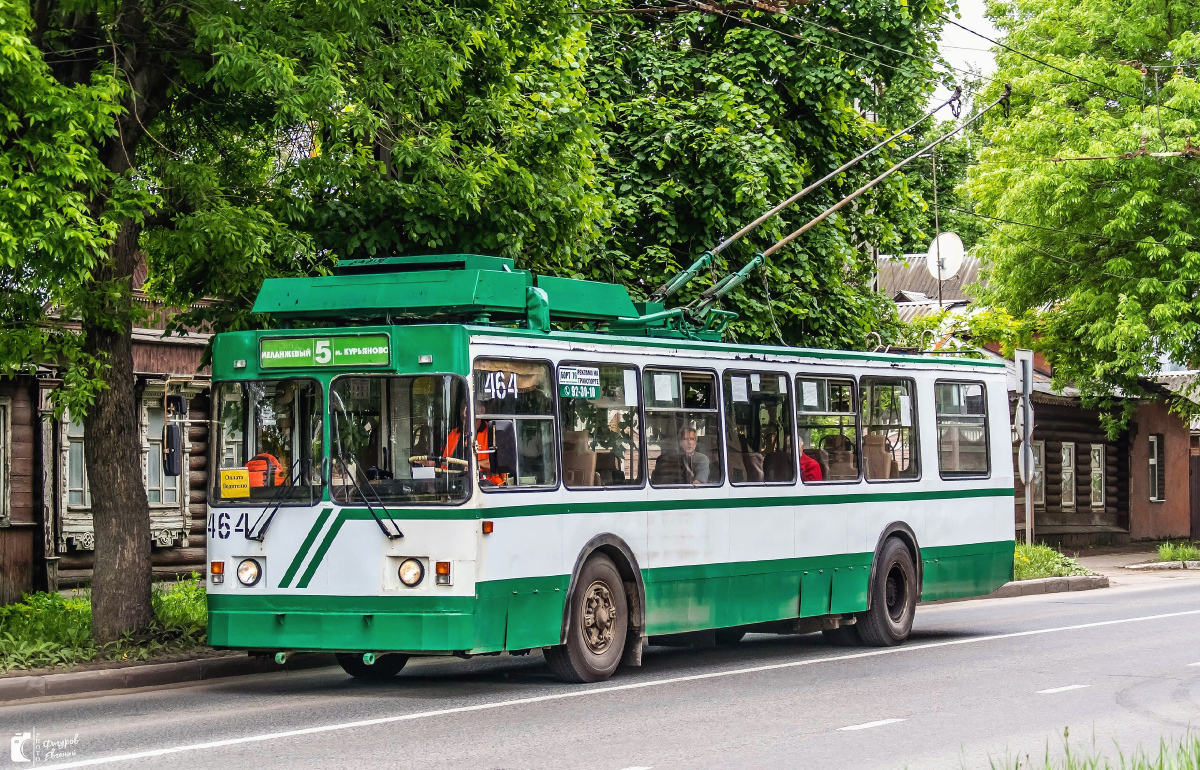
[336,653,409,679]
[545,554,628,683]
[856,538,917,647]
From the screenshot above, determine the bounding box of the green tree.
[1,0,599,640]
[964,0,1200,418]
[585,0,950,349]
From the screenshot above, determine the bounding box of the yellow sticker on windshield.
[221,469,250,499]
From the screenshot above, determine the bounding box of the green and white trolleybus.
[205,254,1014,683]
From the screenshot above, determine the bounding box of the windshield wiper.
[245,459,304,542]
[331,409,403,540]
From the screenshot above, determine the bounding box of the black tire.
[715,628,747,645]
[857,538,918,647]
[821,624,862,646]
[545,554,628,683]
[336,653,409,679]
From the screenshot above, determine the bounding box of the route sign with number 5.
[260,335,390,369]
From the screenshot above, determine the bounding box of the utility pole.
[1015,349,1035,545]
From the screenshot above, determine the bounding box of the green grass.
[1013,543,1093,581]
[0,574,208,673]
[987,729,1200,769]
[1156,541,1200,562]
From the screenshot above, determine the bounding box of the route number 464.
[208,512,251,539]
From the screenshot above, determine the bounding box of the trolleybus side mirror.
[490,420,518,478]
[162,394,187,477]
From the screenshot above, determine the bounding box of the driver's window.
[473,358,557,490]
[329,375,469,504]
[860,377,919,481]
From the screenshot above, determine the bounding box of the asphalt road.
[7,565,1200,770]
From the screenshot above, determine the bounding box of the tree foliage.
[1,0,600,639]
[965,0,1200,413]
[585,0,950,349]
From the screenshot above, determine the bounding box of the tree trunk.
[83,218,153,643]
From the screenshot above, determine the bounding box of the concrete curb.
[1123,561,1200,571]
[987,574,1110,598]
[0,653,336,704]
[925,574,1110,604]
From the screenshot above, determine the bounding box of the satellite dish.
[926,232,964,281]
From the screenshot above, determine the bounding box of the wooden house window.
[1060,442,1076,510]
[1090,444,1105,508]
[66,415,91,507]
[0,397,9,526]
[1149,434,1165,503]
[144,405,179,505]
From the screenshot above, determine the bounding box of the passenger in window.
[651,427,711,485]
[797,433,824,483]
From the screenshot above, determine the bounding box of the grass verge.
[988,728,1200,769]
[1156,541,1200,562]
[1014,543,1093,581]
[0,574,208,673]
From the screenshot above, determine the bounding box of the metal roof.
[877,253,982,303]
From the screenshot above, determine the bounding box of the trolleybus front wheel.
[856,538,917,647]
[336,653,409,680]
[545,554,628,683]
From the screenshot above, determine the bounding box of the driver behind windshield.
[438,400,507,486]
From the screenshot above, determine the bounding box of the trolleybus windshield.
[212,379,325,504]
[330,375,470,505]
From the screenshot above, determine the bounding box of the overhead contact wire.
[762,85,1012,258]
[713,88,961,254]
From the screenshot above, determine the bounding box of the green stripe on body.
[277,507,333,588]
[332,485,1015,521]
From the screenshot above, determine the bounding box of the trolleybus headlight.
[398,558,425,587]
[237,558,262,587]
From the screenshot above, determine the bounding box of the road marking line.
[31,607,1200,770]
[1037,685,1090,694]
[1188,662,1200,667]
[838,718,905,731]
[618,766,653,769]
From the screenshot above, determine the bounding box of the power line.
[762,85,1012,257]
[939,14,1190,116]
[661,1,1149,114]
[942,206,1177,247]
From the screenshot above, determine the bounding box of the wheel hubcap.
[582,580,618,654]
[885,564,907,622]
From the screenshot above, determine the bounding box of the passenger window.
[861,378,918,480]
[935,381,989,477]
[796,377,859,483]
[645,370,723,487]
[723,371,795,484]
[558,363,643,488]
[474,359,557,489]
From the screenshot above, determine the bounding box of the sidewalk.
[1075,549,1200,585]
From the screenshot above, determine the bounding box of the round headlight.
[237,558,262,587]
[398,558,424,587]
